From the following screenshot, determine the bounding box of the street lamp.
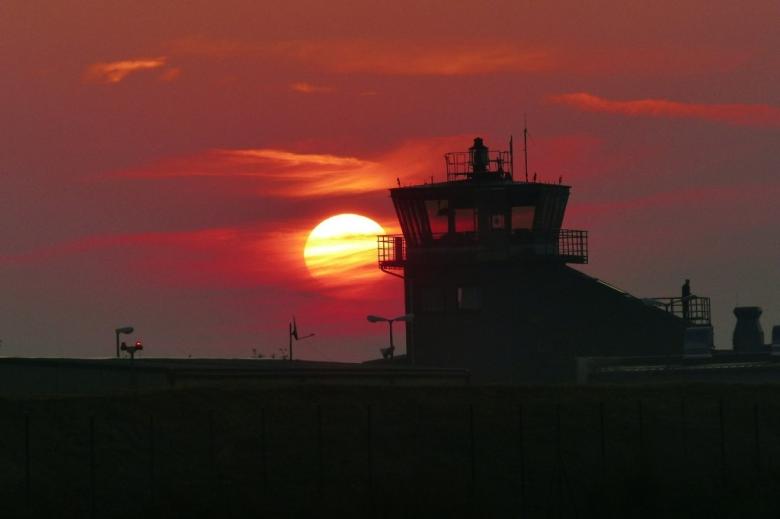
[115,326,134,358]
[366,313,414,359]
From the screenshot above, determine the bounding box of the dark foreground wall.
[1,385,780,518]
[581,352,780,384]
[0,358,469,397]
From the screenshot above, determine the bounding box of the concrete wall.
[0,358,470,397]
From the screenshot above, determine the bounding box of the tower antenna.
[523,114,529,183]
[509,134,514,180]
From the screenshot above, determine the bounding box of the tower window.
[457,286,482,311]
[454,208,476,233]
[425,200,449,235]
[511,206,535,230]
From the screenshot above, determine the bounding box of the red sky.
[1,1,779,359]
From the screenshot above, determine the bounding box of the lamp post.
[366,313,414,359]
[115,326,134,358]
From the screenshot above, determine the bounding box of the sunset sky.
[2,1,778,360]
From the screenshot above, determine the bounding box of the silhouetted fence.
[2,394,780,518]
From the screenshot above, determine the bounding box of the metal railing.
[377,235,406,271]
[643,296,711,325]
[504,229,588,263]
[555,229,588,263]
[517,229,588,264]
[444,150,512,181]
[377,229,588,272]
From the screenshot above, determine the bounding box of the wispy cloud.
[548,92,780,127]
[169,37,554,75]
[290,81,334,93]
[282,40,553,75]
[111,138,466,198]
[0,217,402,296]
[0,226,306,287]
[159,67,182,82]
[114,148,382,197]
[84,57,168,84]
[168,37,749,78]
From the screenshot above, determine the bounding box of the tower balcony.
[378,229,588,274]
[377,235,407,272]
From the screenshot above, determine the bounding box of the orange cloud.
[282,40,553,75]
[84,57,168,83]
[170,37,554,75]
[549,92,780,127]
[290,81,333,93]
[0,215,401,298]
[167,37,255,58]
[114,148,381,197]
[0,226,305,287]
[159,67,182,82]
[111,138,467,198]
[169,37,749,78]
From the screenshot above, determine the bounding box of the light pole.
[366,313,414,359]
[115,326,134,358]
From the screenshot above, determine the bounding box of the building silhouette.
[378,137,712,382]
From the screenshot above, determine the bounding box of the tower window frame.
[491,213,506,230]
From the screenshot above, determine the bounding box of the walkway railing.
[643,296,711,325]
[378,229,588,273]
[444,150,512,181]
[377,235,406,272]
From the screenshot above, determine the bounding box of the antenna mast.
[523,114,529,182]
[509,134,514,180]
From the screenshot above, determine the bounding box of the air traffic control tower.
[378,137,711,382]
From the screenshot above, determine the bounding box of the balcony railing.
[535,229,588,263]
[377,235,406,272]
[642,296,712,326]
[377,229,588,273]
[444,151,512,181]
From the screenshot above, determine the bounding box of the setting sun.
[303,214,385,284]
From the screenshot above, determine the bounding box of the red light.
[135,340,143,350]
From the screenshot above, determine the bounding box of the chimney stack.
[733,306,765,352]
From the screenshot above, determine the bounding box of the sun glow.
[303,214,385,284]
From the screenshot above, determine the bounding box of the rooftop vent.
[733,306,765,353]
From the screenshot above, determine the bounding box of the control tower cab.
[378,137,710,382]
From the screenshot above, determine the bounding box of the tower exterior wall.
[404,262,686,383]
